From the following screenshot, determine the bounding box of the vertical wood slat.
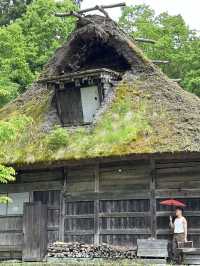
[23,202,48,262]
[150,159,156,238]
[59,168,67,242]
[94,164,100,245]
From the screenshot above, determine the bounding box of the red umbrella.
[160,199,186,207]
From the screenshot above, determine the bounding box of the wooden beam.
[94,164,100,245]
[150,159,157,238]
[135,38,156,44]
[55,3,126,18]
[171,78,182,83]
[65,190,151,202]
[157,229,200,235]
[152,60,170,65]
[99,211,151,218]
[0,181,62,193]
[100,229,151,235]
[156,189,200,198]
[157,211,200,217]
[65,212,151,218]
[78,3,126,13]
[59,167,67,242]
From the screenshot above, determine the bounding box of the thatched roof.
[1,15,200,166]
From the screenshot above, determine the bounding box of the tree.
[0,0,76,106]
[0,165,15,203]
[0,115,32,203]
[118,5,200,96]
[0,0,33,26]
[18,0,76,75]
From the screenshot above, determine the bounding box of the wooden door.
[81,86,100,123]
[22,202,47,261]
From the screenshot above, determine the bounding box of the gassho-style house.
[0,13,200,261]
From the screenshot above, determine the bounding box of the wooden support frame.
[150,159,157,238]
[94,164,100,245]
[135,38,156,44]
[59,167,67,242]
[55,3,126,19]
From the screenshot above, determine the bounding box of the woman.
[169,207,187,262]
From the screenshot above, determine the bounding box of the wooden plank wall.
[0,169,63,193]
[1,157,200,256]
[0,168,64,259]
[0,216,22,259]
[65,160,152,247]
[65,158,200,248]
[34,190,61,244]
[23,202,48,261]
[155,159,200,247]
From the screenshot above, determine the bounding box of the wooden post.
[55,3,126,18]
[150,159,157,238]
[94,164,100,245]
[23,202,48,261]
[59,167,67,242]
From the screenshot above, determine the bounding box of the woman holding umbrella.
[160,199,187,262]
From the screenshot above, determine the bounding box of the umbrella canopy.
[160,199,186,207]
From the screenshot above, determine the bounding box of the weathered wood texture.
[33,190,61,244]
[155,160,200,247]
[23,202,48,261]
[57,84,83,125]
[137,239,168,258]
[64,158,200,247]
[0,168,63,193]
[1,157,200,257]
[0,169,63,260]
[65,161,151,247]
[0,216,22,259]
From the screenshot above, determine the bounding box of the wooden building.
[0,14,200,261]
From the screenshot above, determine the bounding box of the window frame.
[56,80,104,127]
[0,192,30,217]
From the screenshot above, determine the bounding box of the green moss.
[45,127,69,151]
[0,79,166,165]
[0,72,187,166]
[33,82,153,162]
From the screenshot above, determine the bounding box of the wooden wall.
[65,161,152,246]
[0,168,64,259]
[0,216,22,259]
[1,156,200,259]
[155,159,200,247]
[64,158,200,248]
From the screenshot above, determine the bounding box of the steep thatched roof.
[1,15,200,166]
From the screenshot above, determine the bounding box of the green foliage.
[0,115,32,143]
[0,114,33,203]
[18,0,77,74]
[0,23,34,95]
[0,0,76,106]
[46,127,69,151]
[0,76,19,107]
[119,4,200,96]
[0,0,33,26]
[0,165,15,184]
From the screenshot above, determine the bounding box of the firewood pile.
[48,242,136,259]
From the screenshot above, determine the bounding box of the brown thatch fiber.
[0,15,200,166]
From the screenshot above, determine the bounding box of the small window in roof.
[54,69,120,126]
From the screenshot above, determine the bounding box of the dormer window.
[51,69,120,126]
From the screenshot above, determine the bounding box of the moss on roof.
[1,15,200,166]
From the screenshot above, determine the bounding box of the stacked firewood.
[48,242,136,259]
